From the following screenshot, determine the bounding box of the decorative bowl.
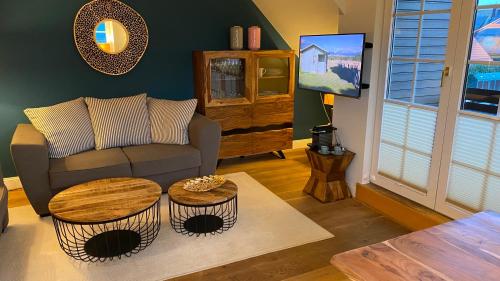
[183,175,226,192]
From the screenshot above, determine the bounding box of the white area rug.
[0,172,333,281]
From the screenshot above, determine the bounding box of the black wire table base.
[52,199,161,262]
[169,196,237,236]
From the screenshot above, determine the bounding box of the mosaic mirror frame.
[74,0,148,75]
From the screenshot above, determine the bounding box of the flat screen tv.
[299,33,366,98]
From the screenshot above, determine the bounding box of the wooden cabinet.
[193,50,295,159]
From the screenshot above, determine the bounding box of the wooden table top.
[48,177,162,224]
[308,149,355,158]
[331,211,500,281]
[168,179,237,206]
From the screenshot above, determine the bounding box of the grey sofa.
[11,113,221,216]
[0,165,8,234]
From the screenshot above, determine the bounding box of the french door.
[436,0,500,218]
[372,0,500,218]
[371,0,462,209]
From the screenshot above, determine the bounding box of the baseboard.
[4,176,22,191]
[292,138,311,149]
[356,183,451,231]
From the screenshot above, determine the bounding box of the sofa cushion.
[49,148,132,191]
[122,144,201,177]
[24,97,95,158]
[148,98,197,145]
[85,93,151,150]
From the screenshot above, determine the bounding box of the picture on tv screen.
[299,33,366,98]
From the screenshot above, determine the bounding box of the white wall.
[254,0,386,195]
[252,0,339,51]
[331,0,386,194]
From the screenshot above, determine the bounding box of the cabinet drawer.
[219,128,293,158]
[206,105,252,131]
[252,101,293,127]
[253,128,293,154]
[219,133,253,158]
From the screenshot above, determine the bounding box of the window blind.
[447,115,500,212]
[378,102,437,190]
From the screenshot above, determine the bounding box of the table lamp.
[321,93,342,153]
[321,93,335,124]
[323,93,335,107]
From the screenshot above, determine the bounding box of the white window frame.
[370,0,464,209]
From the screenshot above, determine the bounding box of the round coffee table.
[48,178,162,262]
[168,179,237,236]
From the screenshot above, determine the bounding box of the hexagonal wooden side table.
[304,149,355,203]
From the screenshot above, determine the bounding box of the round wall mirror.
[94,19,129,54]
[74,0,148,75]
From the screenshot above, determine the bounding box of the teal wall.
[0,0,327,176]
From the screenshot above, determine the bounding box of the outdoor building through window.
[462,2,500,115]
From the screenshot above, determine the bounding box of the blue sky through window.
[478,0,500,6]
[95,22,107,44]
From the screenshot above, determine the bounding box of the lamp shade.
[323,94,335,106]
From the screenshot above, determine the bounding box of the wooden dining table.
[331,210,500,281]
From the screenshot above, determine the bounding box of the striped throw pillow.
[85,94,152,150]
[148,98,198,145]
[24,98,95,158]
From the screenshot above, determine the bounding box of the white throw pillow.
[85,93,151,150]
[148,98,198,145]
[24,97,95,158]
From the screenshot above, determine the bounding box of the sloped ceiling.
[334,0,348,15]
[252,0,340,51]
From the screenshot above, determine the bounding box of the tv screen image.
[299,33,366,98]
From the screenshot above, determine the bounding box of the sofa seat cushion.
[49,148,132,191]
[122,144,201,177]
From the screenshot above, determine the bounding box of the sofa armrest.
[0,185,7,233]
[188,113,221,176]
[10,124,52,215]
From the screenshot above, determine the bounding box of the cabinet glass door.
[210,58,246,100]
[257,57,290,97]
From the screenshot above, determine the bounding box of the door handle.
[440,66,450,87]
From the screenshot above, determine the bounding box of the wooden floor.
[7,149,410,280]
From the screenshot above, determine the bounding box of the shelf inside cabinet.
[259,75,289,79]
[258,91,288,96]
[212,78,245,81]
[207,98,252,107]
